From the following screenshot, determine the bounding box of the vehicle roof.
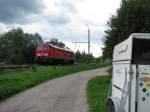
[113,33,150,62]
[37,42,74,53]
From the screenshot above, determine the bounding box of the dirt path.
[0,66,109,112]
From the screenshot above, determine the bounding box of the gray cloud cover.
[46,14,70,26]
[0,0,77,26]
[0,0,44,24]
[45,0,76,26]
[55,1,76,13]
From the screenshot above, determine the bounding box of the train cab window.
[132,38,150,64]
[37,44,48,50]
[69,53,72,58]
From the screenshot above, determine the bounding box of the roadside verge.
[86,75,110,112]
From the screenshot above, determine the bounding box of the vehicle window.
[37,44,48,50]
[132,39,150,64]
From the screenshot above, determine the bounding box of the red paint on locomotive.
[35,43,74,64]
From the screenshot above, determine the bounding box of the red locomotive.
[35,42,74,64]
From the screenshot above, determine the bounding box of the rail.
[0,65,32,74]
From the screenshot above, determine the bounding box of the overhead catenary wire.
[72,25,91,54]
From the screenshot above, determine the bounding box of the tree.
[103,0,150,59]
[74,50,94,63]
[0,28,36,64]
[31,33,43,43]
[74,50,81,63]
[50,38,65,48]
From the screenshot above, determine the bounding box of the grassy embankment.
[0,63,108,101]
[86,75,111,112]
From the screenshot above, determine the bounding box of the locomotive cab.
[35,43,49,63]
[35,43,74,64]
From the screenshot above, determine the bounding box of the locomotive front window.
[132,38,150,64]
[37,44,48,50]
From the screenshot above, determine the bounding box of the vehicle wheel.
[107,99,116,112]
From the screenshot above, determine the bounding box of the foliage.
[0,28,43,65]
[103,0,150,59]
[0,63,108,101]
[50,38,65,48]
[31,33,43,43]
[86,76,110,112]
[74,50,95,63]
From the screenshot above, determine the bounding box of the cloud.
[0,23,8,33]
[43,0,77,26]
[0,0,44,24]
[55,1,76,13]
[45,14,70,26]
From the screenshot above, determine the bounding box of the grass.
[0,63,108,101]
[86,75,110,112]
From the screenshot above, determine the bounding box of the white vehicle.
[108,33,150,112]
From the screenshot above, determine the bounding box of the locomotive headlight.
[37,53,48,56]
[43,54,48,56]
[37,54,42,56]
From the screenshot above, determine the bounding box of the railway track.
[0,65,32,74]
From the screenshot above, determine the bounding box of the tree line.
[0,28,43,65]
[74,50,95,63]
[103,0,150,59]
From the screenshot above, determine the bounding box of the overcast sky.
[0,0,121,57]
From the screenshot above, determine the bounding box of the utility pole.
[73,40,77,51]
[87,25,90,55]
[72,25,91,54]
